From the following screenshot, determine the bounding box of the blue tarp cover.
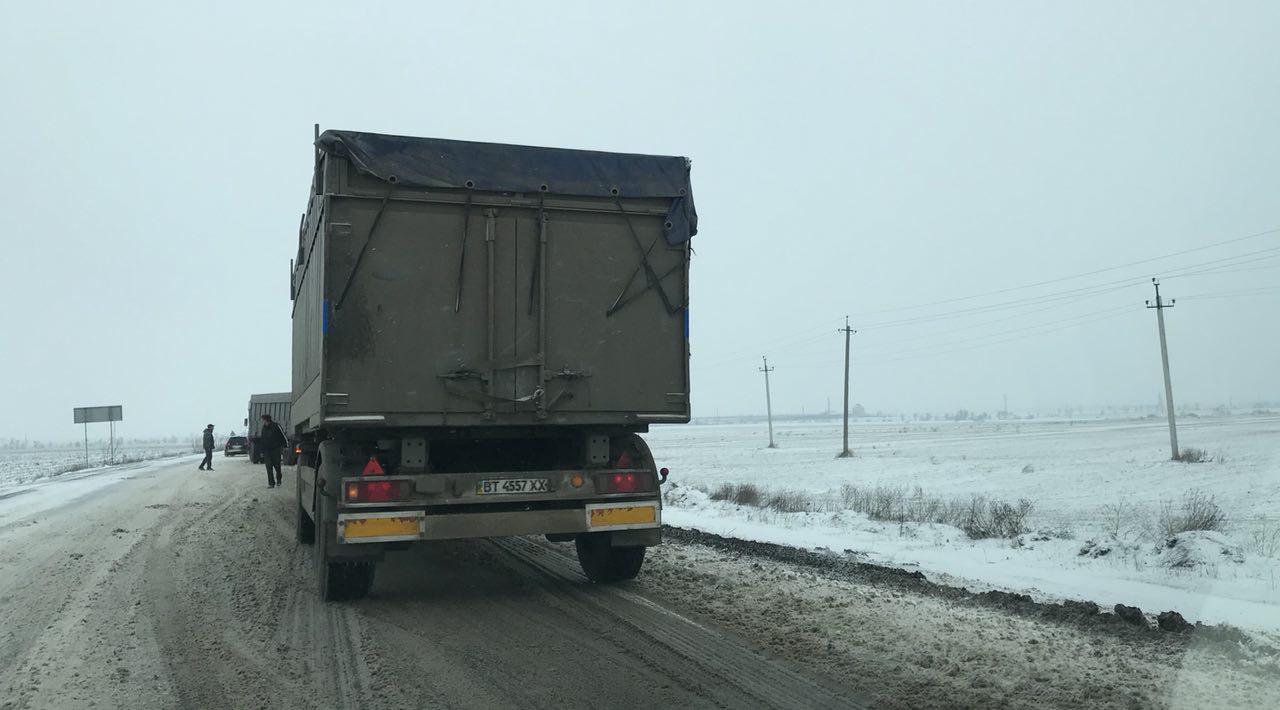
[318,130,697,244]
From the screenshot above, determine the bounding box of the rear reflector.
[361,456,385,476]
[598,471,655,494]
[344,479,411,503]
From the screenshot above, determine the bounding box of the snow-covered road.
[0,454,1276,708]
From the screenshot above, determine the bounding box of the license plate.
[588,504,658,528]
[339,513,425,543]
[475,478,550,495]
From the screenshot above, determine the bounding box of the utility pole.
[759,356,777,448]
[838,317,856,458]
[1146,278,1179,460]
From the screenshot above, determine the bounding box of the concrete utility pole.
[837,317,856,458]
[759,356,777,448]
[1146,278,1179,460]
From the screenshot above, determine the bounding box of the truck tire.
[314,496,375,601]
[575,533,645,583]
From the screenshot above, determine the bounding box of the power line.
[1178,286,1280,301]
[697,227,1279,361]
[860,310,1139,365]
[780,305,1131,365]
[858,279,1144,331]
[1161,244,1280,280]
[856,243,1280,332]
[846,226,1280,318]
[782,308,1138,368]
[855,304,1135,358]
[692,226,1280,370]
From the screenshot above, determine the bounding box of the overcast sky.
[2,1,1278,441]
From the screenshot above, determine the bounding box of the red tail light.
[344,479,411,503]
[361,456,385,476]
[598,471,654,494]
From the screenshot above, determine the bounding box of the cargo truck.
[245,392,298,465]
[291,128,696,600]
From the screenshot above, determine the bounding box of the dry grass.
[1177,447,1210,463]
[709,482,763,507]
[1247,526,1280,558]
[710,481,1037,539]
[764,489,815,513]
[1158,489,1228,537]
[1097,500,1151,540]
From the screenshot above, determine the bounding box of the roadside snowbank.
[662,483,1280,640]
[650,415,1280,639]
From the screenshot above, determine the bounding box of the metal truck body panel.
[290,134,691,433]
[247,392,291,438]
[247,392,295,463]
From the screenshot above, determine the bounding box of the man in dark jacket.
[258,414,288,488]
[198,424,215,471]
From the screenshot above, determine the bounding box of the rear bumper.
[336,498,661,545]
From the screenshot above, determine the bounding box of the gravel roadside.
[638,527,1280,709]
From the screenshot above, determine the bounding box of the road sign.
[73,405,123,424]
[73,405,124,464]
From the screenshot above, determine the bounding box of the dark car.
[224,436,249,457]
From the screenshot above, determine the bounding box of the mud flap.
[610,528,661,547]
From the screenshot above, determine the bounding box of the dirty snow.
[641,538,1280,710]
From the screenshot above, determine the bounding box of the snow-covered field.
[0,445,200,490]
[647,414,1280,640]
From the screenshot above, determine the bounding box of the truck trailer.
[245,392,298,465]
[291,128,695,600]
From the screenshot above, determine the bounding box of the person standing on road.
[259,414,288,488]
[198,424,215,471]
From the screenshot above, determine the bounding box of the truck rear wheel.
[575,533,646,583]
[315,520,377,601]
[314,492,375,601]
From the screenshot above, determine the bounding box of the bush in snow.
[959,496,1035,539]
[1248,526,1280,558]
[709,482,763,507]
[764,489,814,513]
[837,483,1033,539]
[1177,447,1210,463]
[1158,489,1227,538]
[1098,500,1151,541]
